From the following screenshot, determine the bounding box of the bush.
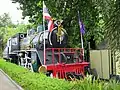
[0,59,72,90]
[0,59,120,90]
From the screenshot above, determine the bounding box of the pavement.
[0,69,23,90]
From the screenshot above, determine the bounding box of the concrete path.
[0,69,23,90]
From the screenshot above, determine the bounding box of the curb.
[0,69,24,90]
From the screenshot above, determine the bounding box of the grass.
[71,76,120,90]
[0,59,72,90]
[0,59,120,90]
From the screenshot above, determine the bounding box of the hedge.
[0,59,120,90]
[0,59,73,90]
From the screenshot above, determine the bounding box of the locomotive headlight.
[38,65,47,73]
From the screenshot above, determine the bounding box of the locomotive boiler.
[3,20,89,79]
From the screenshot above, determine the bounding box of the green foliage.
[2,24,28,44]
[12,0,42,24]
[0,13,13,57]
[11,0,105,49]
[71,75,120,90]
[92,0,120,52]
[11,0,120,51]
[0,59,72,90]
[0,13,13,27]
[0,13,32,56]
[1,59,120,90]
[0,24,32,52]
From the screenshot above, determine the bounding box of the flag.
[48,20,54,32]
[79,20,85,34]
[77,11,84,50]
[78,11,85,34]
[43,1,54,32]
[43,1,51,20]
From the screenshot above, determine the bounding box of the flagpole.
[78,11,84,61]
[43,1,46,65]
[80,31,84,49]
[80,30,84,61]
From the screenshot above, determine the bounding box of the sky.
[0,0,28,24]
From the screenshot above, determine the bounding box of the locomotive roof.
[11,33,27,38]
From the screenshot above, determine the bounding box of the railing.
[44,48,84,65]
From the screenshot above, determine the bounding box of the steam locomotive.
[3,20,89,79]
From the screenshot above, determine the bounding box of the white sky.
[0,0,28,24]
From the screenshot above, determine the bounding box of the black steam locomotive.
[3,20,89,79]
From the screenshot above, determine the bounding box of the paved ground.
[0,70,22,90]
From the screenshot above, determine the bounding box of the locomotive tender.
[3,20,89,79]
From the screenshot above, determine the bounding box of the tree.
[11,0,105,49]
[92,0,120,52]
[0,13,13,27]
[0,13,13,56]
[12,0,42,24]
[0,13,32,57]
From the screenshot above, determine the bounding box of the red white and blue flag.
[43,1,54,32]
